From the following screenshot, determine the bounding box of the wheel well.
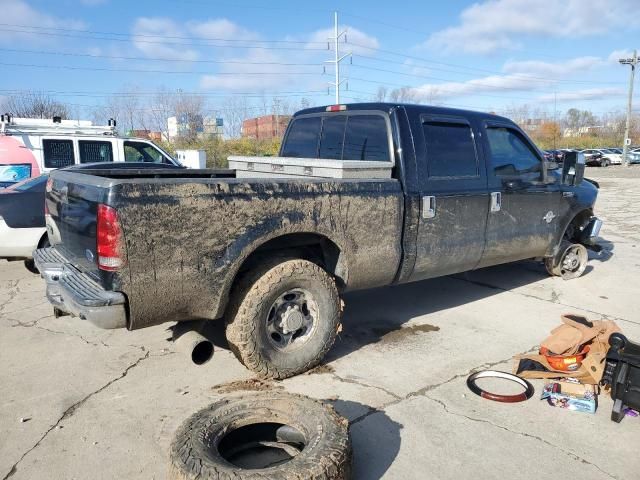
[233,233,346,291]
[37,232,49,249]
[564,209,593,242]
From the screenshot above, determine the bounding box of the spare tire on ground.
[169,391,351,480]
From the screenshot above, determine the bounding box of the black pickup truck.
[35,103,601,378]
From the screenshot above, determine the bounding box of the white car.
[0,115,180,187]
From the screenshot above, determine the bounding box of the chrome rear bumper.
[33,247,127,329]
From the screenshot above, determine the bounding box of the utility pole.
[325,11,350,104]
[620,49,638,167]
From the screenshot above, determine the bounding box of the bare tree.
[374,86,388,102]
[222,96,249,138]
[1,92,69,119]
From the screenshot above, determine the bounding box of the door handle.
[422,196,436,219]
[490,192,501,212]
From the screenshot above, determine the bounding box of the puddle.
[372,324,440,344]
[306,364,335,375]
[212,378,282,394]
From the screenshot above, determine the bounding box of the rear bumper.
[33,247,127,329]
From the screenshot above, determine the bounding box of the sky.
[0,0,638,124]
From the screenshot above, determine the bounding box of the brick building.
[242,115,291,140]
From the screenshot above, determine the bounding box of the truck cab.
[0,114,180,187]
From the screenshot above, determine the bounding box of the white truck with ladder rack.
[0,114,180,187]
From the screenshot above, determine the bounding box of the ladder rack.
[0,115,117,136]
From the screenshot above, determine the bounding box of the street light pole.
[620,49,638,167]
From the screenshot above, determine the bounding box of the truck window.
[282,117,321,158]
[124,141,166,163]
[79,140,113,163]
[343,115,390,162]
[422,121,478,177]
[43,139,75,168]
[486,127,540,175]
[319,116,346,160]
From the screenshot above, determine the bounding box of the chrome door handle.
[422,196,436,219]
[490,192,501,212]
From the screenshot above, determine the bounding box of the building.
[242,115,291,140]
[167,115,223,141]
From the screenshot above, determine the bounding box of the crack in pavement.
[330,372,402,401]
[452,275,640,327]
[422,394,619,480]
[1,351,151,480]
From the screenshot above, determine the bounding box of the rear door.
[408,114,489,281]
[478,122,562,267]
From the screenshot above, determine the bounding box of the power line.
[0,27,328,51]
[0,61,319,75]
[0,47,320,66]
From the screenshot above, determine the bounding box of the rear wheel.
[226,259,342,379]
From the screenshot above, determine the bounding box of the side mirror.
[562,152,585,186]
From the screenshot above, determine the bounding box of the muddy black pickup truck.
[35,103,602,378]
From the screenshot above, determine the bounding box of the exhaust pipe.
[172,320,214,366]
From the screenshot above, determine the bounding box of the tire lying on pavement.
[169,392,351,480]
[225,258,342,379]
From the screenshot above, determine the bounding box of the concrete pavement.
[1,167,639,479]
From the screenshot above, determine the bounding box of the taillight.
[96,204,124,271]
[326,104,347,112]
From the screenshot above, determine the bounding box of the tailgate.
[46,171,110,280]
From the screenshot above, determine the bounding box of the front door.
[478,123,562,268]
[409,115,489,282]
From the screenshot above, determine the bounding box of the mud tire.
[168,392,351,480]
[225,259,341,379]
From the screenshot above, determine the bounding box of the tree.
[374,86,388,102]
[1,92,69,119]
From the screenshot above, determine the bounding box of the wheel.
[545,242,588,280]
[168,392,351,480]
[226,258,342,379]
[601,159,610,167]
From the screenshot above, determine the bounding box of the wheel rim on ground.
[266,289,318,351]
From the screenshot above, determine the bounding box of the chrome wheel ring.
[266,289,318,351]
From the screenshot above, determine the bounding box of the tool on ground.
[601,333,640,423]
[467,370,535,403]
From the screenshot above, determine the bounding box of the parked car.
[1,163,182,273]
[599,148,623,165]
[34,103,602,379]
[581,149,608,167]
[0,174,49,272]
[628,149,640,164]
[0,115,181,188]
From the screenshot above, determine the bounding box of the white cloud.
[425,0,636,54]
[536,88,625,103]
[188,18,258,41]
[199,49,310,91]
[3,0,85,43]
[502,56,603,77]
[131,17,199,61]
[408,53,618,101]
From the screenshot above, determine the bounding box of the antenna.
[324,11,351,104]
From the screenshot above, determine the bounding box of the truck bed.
[46,168,405,329]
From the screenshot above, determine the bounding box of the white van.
[0,115,180,187]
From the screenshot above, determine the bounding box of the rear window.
[79,140,113,163]
[422,121,478,177]
[342,115,390,161]
[283,113,390,162]
[281,117,321,158]
[43,139,75,168]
